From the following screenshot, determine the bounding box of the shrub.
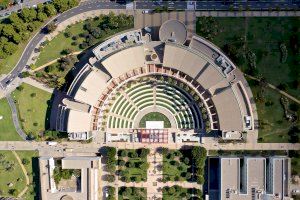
[30,93,36,97]
[22,158,30,165]
[16,85,24,91]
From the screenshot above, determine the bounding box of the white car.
[46,141,57,146]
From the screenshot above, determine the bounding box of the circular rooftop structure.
[159,20,187,44]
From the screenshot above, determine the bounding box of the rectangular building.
[215,156,291,200]
[39,156,100,200]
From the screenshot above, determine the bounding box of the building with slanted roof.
[54,19,257,142]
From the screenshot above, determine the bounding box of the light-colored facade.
[39,156,100,200]
[218,157,291,200]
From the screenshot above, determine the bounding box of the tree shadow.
[31,157,40,200]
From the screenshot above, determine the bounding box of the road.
[0,0,51,17]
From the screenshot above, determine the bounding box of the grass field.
[118,149,148,182]
[35,18,134,68]
[15,151,39,200]
[0,151,26,197]
[163,150,193,182]
[0,98,22,141]
[35,22,85,67]
[248,79,299,143]
[139,112,171,128]
[196,17,300,143]
[12,83,52,138]
[197,17,300,99]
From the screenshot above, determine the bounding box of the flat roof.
[101,45,145,78]
[62,157,100,169]
[67,110,91,133]
[159,20,187,44]
[212,88,243,131]
[73,68,109,107]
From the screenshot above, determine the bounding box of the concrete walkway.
[12,151,30,198]
[31,51,82,72]
[6,95,27,140]
[22,77,54,93]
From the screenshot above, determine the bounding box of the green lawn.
[0,98,22,141]
[35,22,85,67]
[197,17,300,99]
[139,112,171,128]
[163,150,193,182]
[12,83,52,138]
[249,80,299,143]
[0,151,26,197]
[15,151,39,200]
[117,149,149,182]
[35,16,134,68]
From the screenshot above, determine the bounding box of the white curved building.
[56,20,257,142]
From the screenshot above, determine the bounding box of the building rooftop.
[159,20,187,44]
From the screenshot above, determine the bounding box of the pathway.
[6,95,27,140]
[31,51,82,72]
[22,77,54,93]
[245,74,300,105]
[146,148,163,199]
[12,151,30,198]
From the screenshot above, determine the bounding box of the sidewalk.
[22,77,54,93]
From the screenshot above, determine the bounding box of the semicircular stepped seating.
[106,81,202,129]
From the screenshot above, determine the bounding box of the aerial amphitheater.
[56,19,257,143]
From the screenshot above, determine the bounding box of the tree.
[105,174,115,182]
[2,24,17,40]
[61,48,73,55]
[37,12,48,22]
[119,150,127,157]
[27,21,42,32]
[103,146,116,158]
[9,13,27,33]
[183,157,190,165]
[20,8,37,22]
[53,0,79,13]
[3,42,17,55]
[46,22,57,33]
[22,158,30,165]
[44,4,57,17]
[20,71,30,78]
[16,85,24,91]
[8,189,17,196]
[30,93,36,97]
[139,148,150,158]
[55,77,65,88]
